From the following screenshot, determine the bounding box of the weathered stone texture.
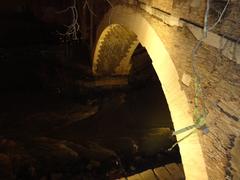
[93,4,240,180]
[138,0,205,25]
[94,24,138,76]
[139,0,173,13]
[228,136,240,180]
[121,163,185,180]
[143,12,240,180]
[126,0,240,40]
[209,0,240,41]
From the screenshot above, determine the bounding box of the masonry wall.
[137,0,205,25]
[133,5,240,180]
[93,2,240,179]
[150,21,239,180]
[132,0,240,41]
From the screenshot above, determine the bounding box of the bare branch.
[83,0,97,17]
[56,0,79,41]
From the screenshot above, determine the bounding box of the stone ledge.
[187,24,240,64]
[76,77,129,88]
[134,1,240,64]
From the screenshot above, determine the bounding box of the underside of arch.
[93,24,139,76]
[93,5,208,180]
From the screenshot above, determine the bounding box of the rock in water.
[138,128,175,156]
[86,142,117,161]
[100,137,138,155]
[0,153,12,178]
[29,137,79,173]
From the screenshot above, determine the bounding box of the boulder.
[0,153,12,178]
[138,128,175,156]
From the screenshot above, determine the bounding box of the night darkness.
[0,1,183,179]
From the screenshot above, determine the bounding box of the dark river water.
[0,45,182,179]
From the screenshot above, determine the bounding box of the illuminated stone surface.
[93,4,240,180]
[119,163,185,180]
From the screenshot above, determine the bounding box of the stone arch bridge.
[91,2,240,180]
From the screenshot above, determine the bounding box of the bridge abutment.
[92,4,240,180]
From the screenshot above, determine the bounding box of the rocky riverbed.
[0,82,182,180]
[0,43,183,179]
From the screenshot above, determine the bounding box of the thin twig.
[105,0,113,7]
[56,0,79,41]
[208,0,230,31]
[83,0,97,16]
[203,0,210,37]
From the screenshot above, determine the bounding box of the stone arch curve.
[93,5,208,179]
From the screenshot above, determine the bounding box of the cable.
[170,0,231,149]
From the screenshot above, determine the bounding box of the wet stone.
[0,153,12,178]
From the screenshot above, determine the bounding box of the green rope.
[168,129,197,151]
[167,0,230,152]
[168,78,208,151]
